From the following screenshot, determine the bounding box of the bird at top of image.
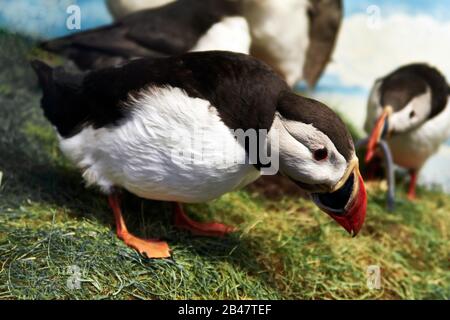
[30,51,366,258]
[40,0,342,87]
[364,63,450,200]
[106,0,177,18]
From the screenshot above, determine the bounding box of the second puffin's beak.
[365,106,393,163]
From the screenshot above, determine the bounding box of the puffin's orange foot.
[108,193,171,259]
[174,203,236,237]
[407,170,418,201]
[176,219,236,237]
[407,191,416,201]
[121,233,171,258]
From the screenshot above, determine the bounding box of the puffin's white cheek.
[277,137,316,183]
[391,110,424,133]
[390,112,411,133]
[280,153,345,187]
[278,144,311,179]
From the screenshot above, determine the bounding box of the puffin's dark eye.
[409,110,416,118]
[313,147,328,161]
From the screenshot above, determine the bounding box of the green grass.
[0,30,449,300]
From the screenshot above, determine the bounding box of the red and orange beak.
[365,106,393,163]
[312,159,367,236]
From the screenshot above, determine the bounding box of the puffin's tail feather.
[30,60,53,89]
[30,59,61,128]
[40,36,73,53]
[30,60,86,136]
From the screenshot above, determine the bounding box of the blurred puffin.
[242,0,342,87]
[42,0,251,70]
[41,0,342,87]
[107,0,176,19]
[31,51,366,258]
[365,63,450,200]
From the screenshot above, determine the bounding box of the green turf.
[0,30,449,300]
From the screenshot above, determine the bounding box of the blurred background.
[1,0,450,191]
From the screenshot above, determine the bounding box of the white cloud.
[327,13,450,89]
[421,145,450,192]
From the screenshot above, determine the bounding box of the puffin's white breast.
[108,1,250,55]
[59,86,260,203]
[242,0,310,86]
[191,16,251,54]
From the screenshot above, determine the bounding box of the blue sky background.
[345,0,450,20]
[0,0,111,38]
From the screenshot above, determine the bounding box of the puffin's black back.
[40,0,241,70]
[31,51,288,138]
[31,51,355,165]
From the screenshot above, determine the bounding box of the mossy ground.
[0,30,448,299]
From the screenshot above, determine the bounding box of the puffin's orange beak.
[330,170,367,236]
[365,106,392,163]
[312,159,367,236]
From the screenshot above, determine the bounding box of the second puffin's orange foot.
[122,234,171,258]
[407,193,417,201]
[174,203,236,237]
[176,220,237,237]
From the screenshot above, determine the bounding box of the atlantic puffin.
[41,0,342,87]
[31,51,366,258]
[365,63,450,200]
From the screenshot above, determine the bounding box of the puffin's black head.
[365,63,449,163]
[270,91,367,235]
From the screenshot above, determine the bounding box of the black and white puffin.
[41,0,342,87]
[41,0,251,70]
[365,63,450,199]
[31,51,366,258]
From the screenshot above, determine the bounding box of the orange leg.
[174,203,236,237]
[108,194,170,258]
[407,170,417,200]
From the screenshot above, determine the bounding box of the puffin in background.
[30,51,366,258]
[242,0,342,87]
[41,0,251,70]
[41,0,342,87]
[365,63,450,200]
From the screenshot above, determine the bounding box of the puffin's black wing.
[40,0,240,70]
[40,23,166,70]
[31,51,288,138]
